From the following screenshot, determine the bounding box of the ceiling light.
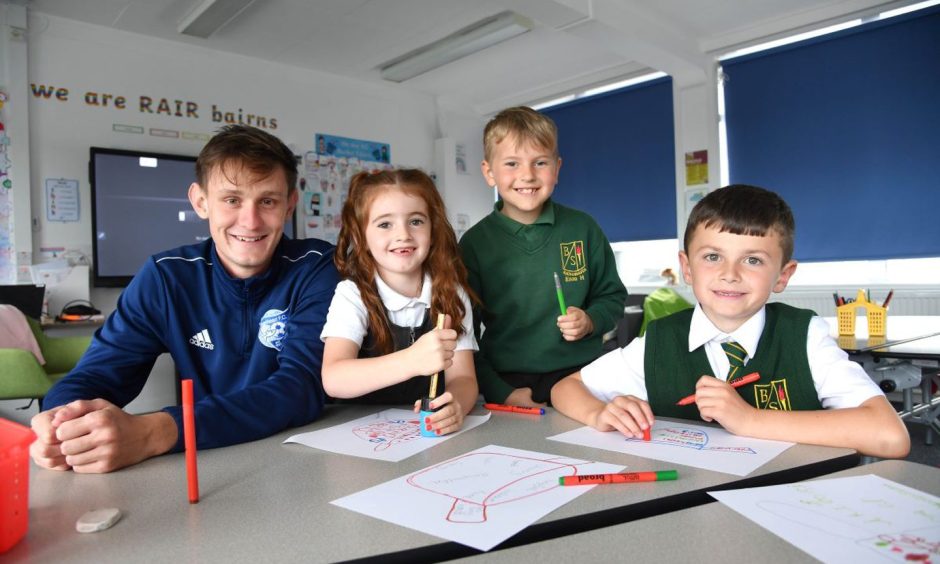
[379,11,533,83]
[178,0,258,39]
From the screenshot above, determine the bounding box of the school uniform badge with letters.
[559,240,587,281]
[753,378,792,411]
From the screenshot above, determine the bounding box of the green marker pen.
[554,272,567,316]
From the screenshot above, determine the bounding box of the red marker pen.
[181,379,199,504]
[483,403,545,415]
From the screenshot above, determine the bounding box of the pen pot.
[419,397,441,438]
[836,289,887,337]
[0,419,35,553]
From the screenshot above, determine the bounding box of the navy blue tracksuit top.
[44,237,340,452]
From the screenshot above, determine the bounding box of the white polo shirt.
[581,304,883,410]
[321,273,477,351]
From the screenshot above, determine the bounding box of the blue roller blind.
[542,77,676,242]
[723,7,940,262]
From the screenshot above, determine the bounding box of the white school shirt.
[321,273,477,351]
[581,304,882,409]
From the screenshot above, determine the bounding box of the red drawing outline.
[406,452,586,523]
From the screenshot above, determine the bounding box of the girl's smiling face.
[365,187,431,296]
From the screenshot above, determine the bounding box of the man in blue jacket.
[30,125,339,473]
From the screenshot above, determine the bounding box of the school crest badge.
[560,240,586,280]
[753,379,791,411]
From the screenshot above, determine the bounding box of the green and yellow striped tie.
[721,341,747,381]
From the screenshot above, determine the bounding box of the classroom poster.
[299,135,396,244]
[45,178,80,222]
[0,90,13,283]
[315,133,390,163]
[710,475,940,562]
[685,149,708,185]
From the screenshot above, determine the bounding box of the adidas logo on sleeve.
[189,329,215,351]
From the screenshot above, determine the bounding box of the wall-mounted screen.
[90,147,295,287]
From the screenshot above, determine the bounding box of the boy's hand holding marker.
[557,306,594,342]
[586,394,654,440]
[413,314,465,436]
[553,272,594,341]
[692,373,761,434]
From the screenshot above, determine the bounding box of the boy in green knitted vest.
[460,107,627,407]
[552,185,909,458]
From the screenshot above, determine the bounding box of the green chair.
[0,317,91,403]
[638,287,694,337]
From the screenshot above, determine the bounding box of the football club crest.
[258,308,289,351]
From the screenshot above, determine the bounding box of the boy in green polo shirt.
[460,106,627,407]
[552,185,910,458]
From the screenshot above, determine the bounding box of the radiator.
[771,289,940,316]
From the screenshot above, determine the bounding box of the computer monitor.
[0,284,46,320]
[90,147,297,287]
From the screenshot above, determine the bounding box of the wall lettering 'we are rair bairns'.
[29,83,278,130]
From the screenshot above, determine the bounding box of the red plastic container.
[0,418,35,553]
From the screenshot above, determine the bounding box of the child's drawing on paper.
[407,452,587,523]
[331,445,624,552]
[862,530,939,563]
[711,474,940,564]
[548,420,794,476]
[626,425,757,454]
[284,408,490,462]
[352,418,420,452]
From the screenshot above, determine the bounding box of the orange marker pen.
[483,403,545,415]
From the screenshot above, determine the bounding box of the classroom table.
[457,459,940,563]
[11,405,859,563]
[828,315,940,443]
[827,315,940,356]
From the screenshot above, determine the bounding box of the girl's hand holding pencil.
[406,314,457,376]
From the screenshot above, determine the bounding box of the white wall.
[0,3,32,283]
[26,14,445,275]
[433,100,494,234]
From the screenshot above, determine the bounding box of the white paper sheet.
[331,444,623,551]
[710,475,940,563]
[284,409,490,462]
[547,420,793,476]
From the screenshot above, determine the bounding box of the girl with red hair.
[320,169,478,435]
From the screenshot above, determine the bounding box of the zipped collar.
[209,240,281,301]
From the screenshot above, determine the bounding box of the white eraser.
[76,508,122,533]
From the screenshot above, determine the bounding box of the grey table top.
[457,459,940,563]
[826,315,940,357]
[11,404,859,563]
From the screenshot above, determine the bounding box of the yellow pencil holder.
[836,289,887,337]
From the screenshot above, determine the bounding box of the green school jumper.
[645,303,823,420]
[460,200,627,403]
